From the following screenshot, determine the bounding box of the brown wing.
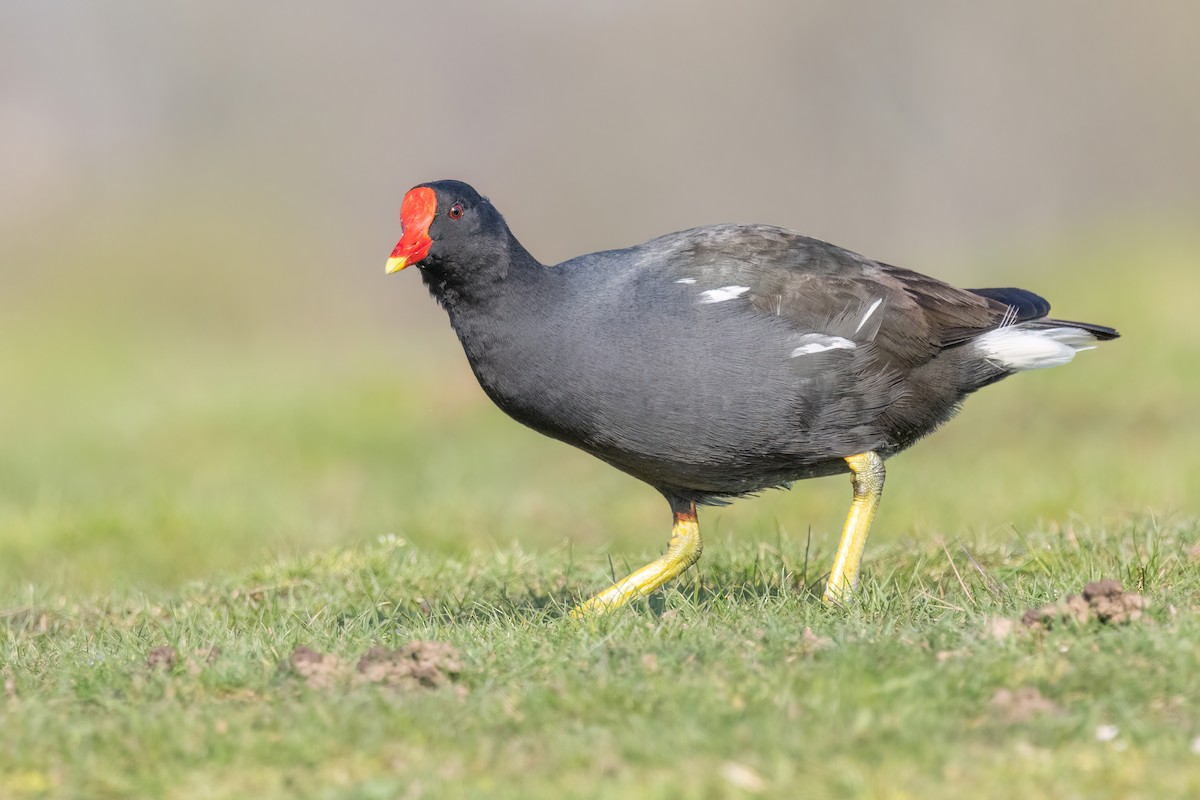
[737,233,1015,369]
[639,223,1025,370]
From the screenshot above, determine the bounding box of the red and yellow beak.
[386,186,437,273]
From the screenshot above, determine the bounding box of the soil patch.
[286,641,464,692]
[146,645,179,671]
[289,646,347,691]
[1021,579,1148,630]
[356,642,463,690]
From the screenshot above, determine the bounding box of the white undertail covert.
[974,325,1101,371]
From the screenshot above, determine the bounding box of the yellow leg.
[571,502,702,617]
[823,452,885,603]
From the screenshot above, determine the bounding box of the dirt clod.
[1083,580,1149,624]
[1082,579,1122,601]
[286,642,464,693]
[288,646,349,691]
[146,645,179,671]
[1021,579,1148,630]
[356,641,463,690]
[989,686,1059,723]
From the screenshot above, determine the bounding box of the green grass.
[2,211,1199,797]
[3,526,1199,798]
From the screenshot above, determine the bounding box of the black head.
[385,180,526,299]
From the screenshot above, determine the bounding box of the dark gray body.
[435,225,1010,504]
[407,180,1116,507]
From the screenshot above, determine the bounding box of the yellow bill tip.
[385,256,408,274]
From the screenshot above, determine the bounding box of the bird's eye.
[448,203,464,220]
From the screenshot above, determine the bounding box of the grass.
[2,206,1199,797]
[3,525,1199,798]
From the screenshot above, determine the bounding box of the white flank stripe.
[699,285,751,304]
[790,334,856,357]
[855,298,884,334]
[675,278,696,284]
[975,325,1099,370]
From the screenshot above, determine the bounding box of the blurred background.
[2,1,1197,594]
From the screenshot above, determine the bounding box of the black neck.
[418,228,542,312]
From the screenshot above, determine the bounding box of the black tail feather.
[968,287,1051,322]
[1029,318,1121,340]
[970,287,1119,341]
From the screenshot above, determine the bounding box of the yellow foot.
[823,451,885,604]
[571,501,702,617]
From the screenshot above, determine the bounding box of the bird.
[385,180,1118,615]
